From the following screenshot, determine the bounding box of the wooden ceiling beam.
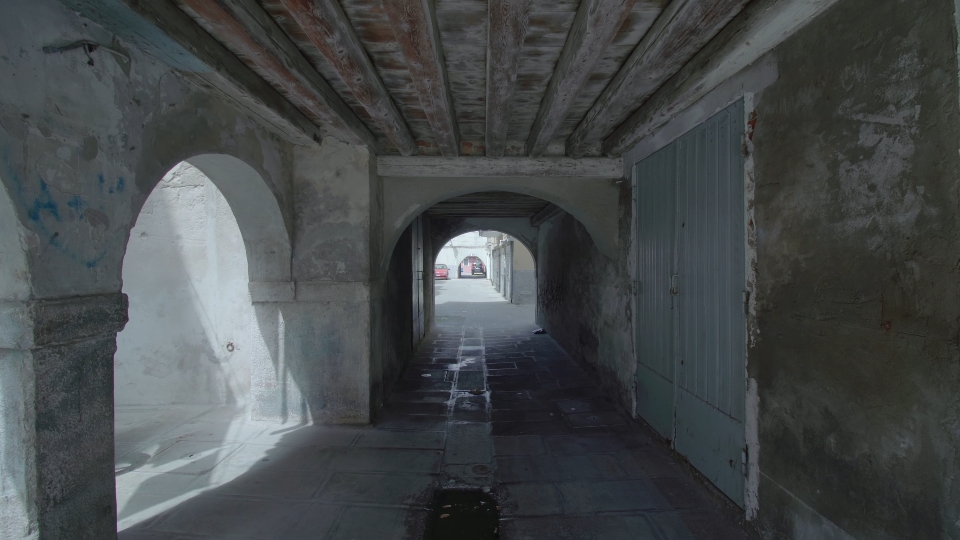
[524,0,637,158]
[60,0,325,146]
[179,0,378,149]
[485,0,532,158]
[378,156,623,178]
[382,0,460,157]
[602,0,842,155]
[279,0,418,155]
[566,0,750,158]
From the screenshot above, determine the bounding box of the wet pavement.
[119,279,753,539]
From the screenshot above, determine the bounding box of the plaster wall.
[750,0,960,537]
[512,242,536,306]
[0,1,297,535]
[536,184,635,411]
[115,163,251,407]
[376,217,431,412]
[250,140,377,424]
[489,236,535,305]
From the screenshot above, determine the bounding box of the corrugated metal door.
[634,143,678,440]
[411,216,425,346]
[675,100,746,506]
[633,100,746,507]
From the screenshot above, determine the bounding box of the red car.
[434,263,450,280]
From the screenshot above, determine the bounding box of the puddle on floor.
[423,489,500,540]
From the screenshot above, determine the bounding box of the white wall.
[434,231,489,278]
[114,163,252,406]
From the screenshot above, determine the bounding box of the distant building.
[434,231,488,278]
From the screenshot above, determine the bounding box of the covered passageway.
[0,0,955,538]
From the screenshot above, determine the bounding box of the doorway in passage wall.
[633,100,748,507]
[113,161,255,532]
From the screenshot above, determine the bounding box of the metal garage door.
[634,142,678,440]
[634,100,746,506]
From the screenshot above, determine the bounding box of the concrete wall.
[379,225,413,400]
[487,234,535,305]
[375,218,430,412]
[115,163,251,407]
[0,1,299,535]
[750,0,960,537]
[491,242,509,298]
[536,184,635,410]
[250,140,377,424]
[512,241,536,305]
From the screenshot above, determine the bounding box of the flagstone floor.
[118,278,753,539]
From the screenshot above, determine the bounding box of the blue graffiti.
[100,173,125,194]
[26,180,61,223]
[66,194,85,213]
[1,149,124,269]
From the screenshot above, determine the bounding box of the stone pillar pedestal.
[0,293,128,539]
[248,281,372,424]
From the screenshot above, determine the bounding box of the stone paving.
[119,279,752,539]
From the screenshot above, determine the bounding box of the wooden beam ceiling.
[278,0,418,155]
[485,0,532,158]
[178,0,378,148]
[565,0,750,158]
[382,0,461,157]
[66,0,837,159]
[602,0,843,155]
[524,0,637,157]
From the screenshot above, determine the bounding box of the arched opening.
[112,156,291,532]
[378,191,563,409]
[456,254,487,279]
[430,229,538,332]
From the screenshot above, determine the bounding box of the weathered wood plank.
[60,0,325,146]
[485,0,532,158]
[382,0,461,156]
[566,0,750,157]
[179,0,378,149]
[602,0,841,155]
[279,0,418,155]
[524,0,637,157]
[378,156,623,177]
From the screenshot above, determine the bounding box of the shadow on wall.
[115,162,250,407]
[113,162,257,527]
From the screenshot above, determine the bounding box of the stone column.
[1,293,128,539]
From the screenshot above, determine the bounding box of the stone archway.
[380,177,621,275]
